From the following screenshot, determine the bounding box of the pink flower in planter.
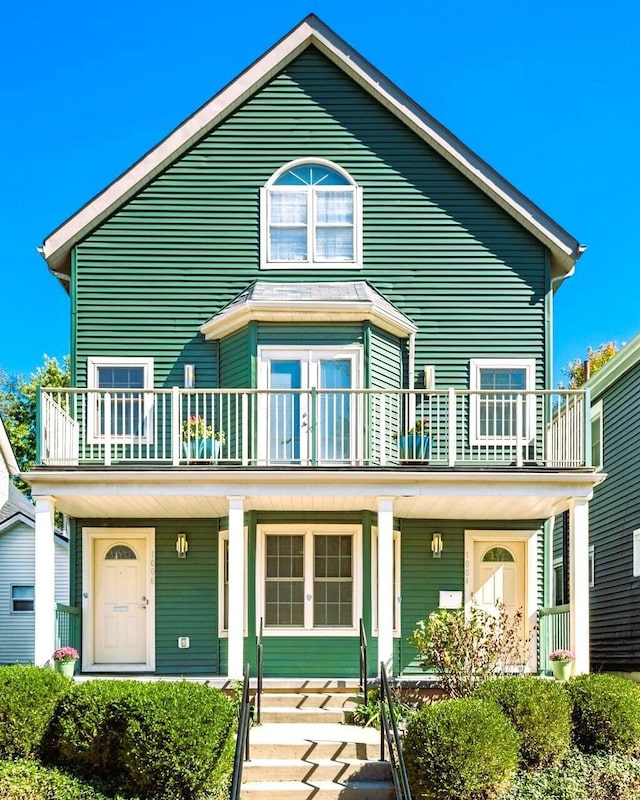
[53,646,79,662]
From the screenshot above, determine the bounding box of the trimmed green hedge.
[48,679,236,800]
[476,677,571,768]
[0,760,131,800]
[0,666,70,760]
[405,697,520,800]
[567,674,640,756]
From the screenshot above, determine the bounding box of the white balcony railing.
[37,387,589,469]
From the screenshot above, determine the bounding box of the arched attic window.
[261,160,362,269]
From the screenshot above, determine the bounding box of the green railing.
[538,604,570,674]
[55,603,80,652]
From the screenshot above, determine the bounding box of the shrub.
[349,686,415,729]
[48,679,236,799]
[475,677,571,768]
[0,665,70,760]
[567,673,640,755]
[0,760,130,800]
[410,604,531,698]
[404,697,520,800]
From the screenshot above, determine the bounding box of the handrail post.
[516,394,524,468]
[171,387,181,466]
[256,617,263,725]
[448,388,456,467]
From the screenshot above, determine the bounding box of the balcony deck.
[38,387,589,471]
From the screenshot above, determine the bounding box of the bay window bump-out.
[261,159,362,269]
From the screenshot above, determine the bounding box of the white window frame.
[371,527,401,636]
[218,529,249,637]
[633,529,640,578]
[256,524,362,636]
[87,357,155,445]
[469,358,536,445]
[590,399,603,470]
[552,557,564,606]
[260,158,363,270]
[10,584,34,613]
[589,545,595,588]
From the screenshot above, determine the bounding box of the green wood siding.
[589,361,640,670]
[73,47,548,390]
[219,327,250,388]
[75,519,220,674]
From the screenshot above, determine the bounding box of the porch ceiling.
[25,469,604,521]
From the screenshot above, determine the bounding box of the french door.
[258,348,361,465]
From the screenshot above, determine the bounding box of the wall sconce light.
[176,532,189,558]
[431,532,443,559]
[184,364,196,389]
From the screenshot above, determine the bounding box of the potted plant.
[181,416,225,460]
[549,648,575,681]
[398,419,430,462]
[52,646,79,678]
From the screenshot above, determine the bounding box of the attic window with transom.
[260,160,362,269]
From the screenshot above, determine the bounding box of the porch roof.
[200,281,418,340]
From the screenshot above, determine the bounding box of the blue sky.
[1,0,638,385]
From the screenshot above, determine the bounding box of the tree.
[562,342,618,389]
[0,356,70,488]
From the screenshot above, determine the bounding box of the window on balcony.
[590,400,603,470]
[261,160,362,269]
[257,525,361,633]
[87,357,154,443]
[469,359,536,445]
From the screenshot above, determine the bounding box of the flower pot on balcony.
[399,434,430,461]
[551,660,573,681]
[199,438,221,461]
[182,441,199,460]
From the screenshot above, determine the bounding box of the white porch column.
[34,496,56,666]
[227,496,245,680]
[569,498,590,674]
[377,497,395,675]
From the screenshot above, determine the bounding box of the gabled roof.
[0,482,35,525]
[201,280,418,340]
[40,14,584,284]
[0,416,19,476]
[586,331,640,400]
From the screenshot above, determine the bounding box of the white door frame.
[82,527,155,672]
[464,528,538,670]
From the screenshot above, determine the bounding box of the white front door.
[473,541,525,615]
[258,348,361,465]
[94,536,149,664]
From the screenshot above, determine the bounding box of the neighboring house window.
[371,528,401,635]
[258,525,361,633]
[261,160,362,269]
[87,357,154,443]
[590,400,603,470]
[552,558,565,606]
[11,585,34,612]
[469,359,536,444]
[633,529,640,578]
[589,545,595,588]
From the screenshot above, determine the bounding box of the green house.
[27,15,603,680]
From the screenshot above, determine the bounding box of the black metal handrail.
[230,663,251,800]
[256,617,264,724]
[380,662,412,800]
[359,618,368,706]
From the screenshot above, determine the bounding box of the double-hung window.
[470,359,536,444]
[11,585,34,612]
[261,160,362,268]
[87,357,154,443]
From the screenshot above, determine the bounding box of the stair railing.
[256,617,264,724]
[359,618,368,706]
[230,663,251,800]
[380,662,412,800]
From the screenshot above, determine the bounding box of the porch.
[38,387,589,470]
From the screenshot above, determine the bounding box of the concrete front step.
[249,723,381,761]
[240,779,395,800]
[258,692,359,709]
[243,757,391,783]
[259,706,349,724]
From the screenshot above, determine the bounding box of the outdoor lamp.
[184,364,196,388]
[176,532,189,558]
[431,532,443,558]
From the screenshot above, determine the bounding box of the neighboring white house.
[0,416,69,664]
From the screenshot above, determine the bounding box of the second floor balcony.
[38,387,590,471]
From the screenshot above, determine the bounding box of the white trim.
[589,544,595,588]
[464,528,538,671]
[86,357,155,445]
[41,16,581,281]
[256,523,362,636]
[260,159,362,270]
[590,399,603,471]
[0,416,19,475]
[34,496,56,666]
[469,358,536,446]
[633,529,640,578]
[371,526,401,636]
[218,528,249,637]
[82,527,155,673]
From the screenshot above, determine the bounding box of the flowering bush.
[550,649,575,662]
[181,416,225,444]
[52,647,79,663]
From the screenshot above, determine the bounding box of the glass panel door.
[268,361,303,463]
[318,359,352,462]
